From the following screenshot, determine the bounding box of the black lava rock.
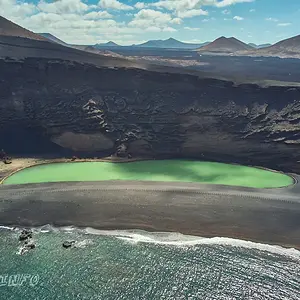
[19,229,33,241]
[26,243,36,249]
[62,241,76,249]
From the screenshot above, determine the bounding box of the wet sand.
[0,180,300,249]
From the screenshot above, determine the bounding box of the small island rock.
[19,229,33,241]
[62,241,76,249]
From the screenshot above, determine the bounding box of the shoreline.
[1,225,300,257]
[1,180,300,249]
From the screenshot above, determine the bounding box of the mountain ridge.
[259,35,300,53]
[134,37,209,49]
[95,41,120,48]
[198,36,254,53]
[39,35,209,49]
[238,35,300,58]
[1,15,300,58]
[23,29,300,58]
[0,15,47,41]
[37,33,68,45]
[248,43,272,49]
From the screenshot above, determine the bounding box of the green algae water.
[0,226,299,300]
[3,160,293,188]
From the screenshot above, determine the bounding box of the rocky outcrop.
[19,229,33,241]
[17,229,36,255]
[0,57,300,173]
[62,241,75,249]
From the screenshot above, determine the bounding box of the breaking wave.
[1,224,299,260]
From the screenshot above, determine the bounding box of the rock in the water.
[62,241,76,249]
[26,243,36,249]
[18,238,36,255]
[19,229,33,241]
[24,239,36,249]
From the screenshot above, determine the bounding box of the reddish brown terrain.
[197,36,253,54]
[0,16,47,41]
[197,35,300,59]
[240,35,300,58]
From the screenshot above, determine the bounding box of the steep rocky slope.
[237,35,300,59]
[0,16,47,41]
[247,35,300,58]
[266,35,300,53]
[37,33,68,45]
[0,57,300,173]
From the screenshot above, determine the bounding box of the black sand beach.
[1,180,300,248]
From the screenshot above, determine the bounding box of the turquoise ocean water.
[0,226,299,300]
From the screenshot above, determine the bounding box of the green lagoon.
[3,160,293,188]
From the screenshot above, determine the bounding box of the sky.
[1,0,300,45]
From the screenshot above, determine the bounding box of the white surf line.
[83,228,300,260]
[1,225,299,260]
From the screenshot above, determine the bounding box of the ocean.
[0,226,299,300]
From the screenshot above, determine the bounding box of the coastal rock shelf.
[3,160,293,188]
[0,58,300,173]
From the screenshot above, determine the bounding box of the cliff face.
[1,58,300,173]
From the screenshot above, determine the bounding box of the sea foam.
[1,225,299,260]
[85,228,300,260]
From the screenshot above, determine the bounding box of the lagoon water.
[0,226,299,300]
[3,160,293,188]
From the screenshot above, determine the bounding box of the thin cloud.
[277,23,292,27]
[222,9,231,15]
[184,27,200,31]
[233,16,244,21]
[265,17,278,22]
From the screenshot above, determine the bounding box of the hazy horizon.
[1,0,299,46]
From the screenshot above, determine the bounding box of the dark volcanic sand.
[0,180,300,248]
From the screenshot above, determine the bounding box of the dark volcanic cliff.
[1,57,300,173]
